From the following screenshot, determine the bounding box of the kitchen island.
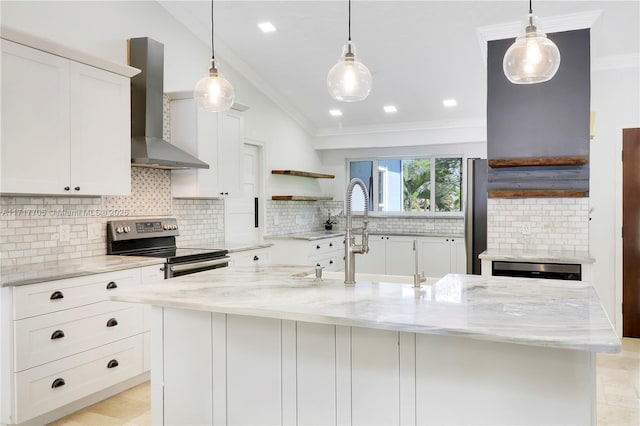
[112,265,620,426]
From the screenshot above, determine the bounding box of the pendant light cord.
[348,0,351,42]
[529,0,533,14]
[210,0,215,61]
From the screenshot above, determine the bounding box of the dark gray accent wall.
[487,29,591,196]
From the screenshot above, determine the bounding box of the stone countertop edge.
[0,255,164,287]
[110,265,621,354]
[479,249,595,264]
[266,231,464,241]
[178,241,274,253]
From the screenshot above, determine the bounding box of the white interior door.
[225,143,261,242]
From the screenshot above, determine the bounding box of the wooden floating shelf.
[271,170,335,179]
[488,189,588,199]
[489,156,588,168]
[271,196,334,201]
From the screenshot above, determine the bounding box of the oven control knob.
[173,224,178,230]
[163,223,169,230]
[124,226,131,233]
[116,227,124,233]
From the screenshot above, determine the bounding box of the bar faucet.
[344,178,369,284]
[413,239,426,288]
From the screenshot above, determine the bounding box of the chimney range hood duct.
[128,37,209,170]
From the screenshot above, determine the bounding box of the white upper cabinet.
[169,93,243,198]
[1,39,133,196]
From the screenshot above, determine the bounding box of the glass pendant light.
[194,0,235,111]
[327,0,372,102]
[503,0,561,84]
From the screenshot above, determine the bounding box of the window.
[347,157,463,214]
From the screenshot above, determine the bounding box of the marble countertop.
[179,240,274,253]
[479,249,595,264]
[1,255,164,287]
[110,265,620,353]
[267,230,464,241]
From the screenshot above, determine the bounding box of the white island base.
[152,307,595,426]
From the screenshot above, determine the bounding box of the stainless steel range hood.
[128,37,209,169]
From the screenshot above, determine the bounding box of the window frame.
[345,155,467,218]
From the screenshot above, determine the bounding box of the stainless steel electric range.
[107,218,229,279]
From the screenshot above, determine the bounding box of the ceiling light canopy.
[326,0,372,102]
[443,99,457,107]
[383,105,397,113]
[329,109,343,117]
[194,0,235,112]
[503,0,561,84]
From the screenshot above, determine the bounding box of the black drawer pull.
[64,186,70,191]
[106,281,118,290]
[107,359,119,369]
[253,255,259,261]
[316,245,320,249]
[74,186,80,191]
[329,243,333,247]
[50,291,64,300]
[106,318,118,327]
[329,260,334,264]
[316,263,321,267]
[51,330,65,340]
[51,378,66,388]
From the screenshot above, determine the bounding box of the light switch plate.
[59,224,70,242]
[87,223,102,240]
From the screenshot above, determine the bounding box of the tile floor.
[49,338,639,426]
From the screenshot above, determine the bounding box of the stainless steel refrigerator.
[465,158,488,275]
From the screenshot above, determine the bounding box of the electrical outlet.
[87,223,101,240]
[59,224,70,242]
[521,224,531,235]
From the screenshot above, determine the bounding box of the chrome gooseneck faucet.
[344,178,369,284]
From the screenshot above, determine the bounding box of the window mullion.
[430,157,436,213]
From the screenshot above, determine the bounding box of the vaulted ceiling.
[159,1,639,135]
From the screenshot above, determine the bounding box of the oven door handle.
[167,256,230,275]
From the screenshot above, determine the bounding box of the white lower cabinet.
[359,235,466,277]
[419,236,466,278]
[271,237,345,271]
[228,247,272,267]
[1,266,155,425]
[154,308,596,426]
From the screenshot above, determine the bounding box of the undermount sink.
[310,270,440,285]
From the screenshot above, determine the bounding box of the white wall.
[0,0,323,197]
[590,65,640,335]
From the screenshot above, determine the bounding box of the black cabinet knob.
[253,255,259,261]
[50,291,64,300]
[316,245,320,249]
[106,318,118,327]
[51,330,65,340]
[316,263,321,267]
[106,281,118,290]
[74,186,80,191]
[64,186,70,191]
[107,359,119,369]
[51,378,66,388]
[329,243,333,247]
[329,260,334,264]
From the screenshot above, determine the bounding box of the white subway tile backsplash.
[265,200,465,236]
[486,197,589,252]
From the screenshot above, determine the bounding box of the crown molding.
[476,10,603,65]
[315,117,486,138]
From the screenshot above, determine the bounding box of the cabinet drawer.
[309,238,343,256]
[13,269,140,320]
[311,255,341,271]
[15,335,144,424]
[14,301,144,371]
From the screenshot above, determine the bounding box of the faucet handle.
[361,228,369,253]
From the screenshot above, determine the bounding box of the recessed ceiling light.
[258,22,276,33]
[329,109,343,117]
[443,99,457,107]
[383,105,397,113]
